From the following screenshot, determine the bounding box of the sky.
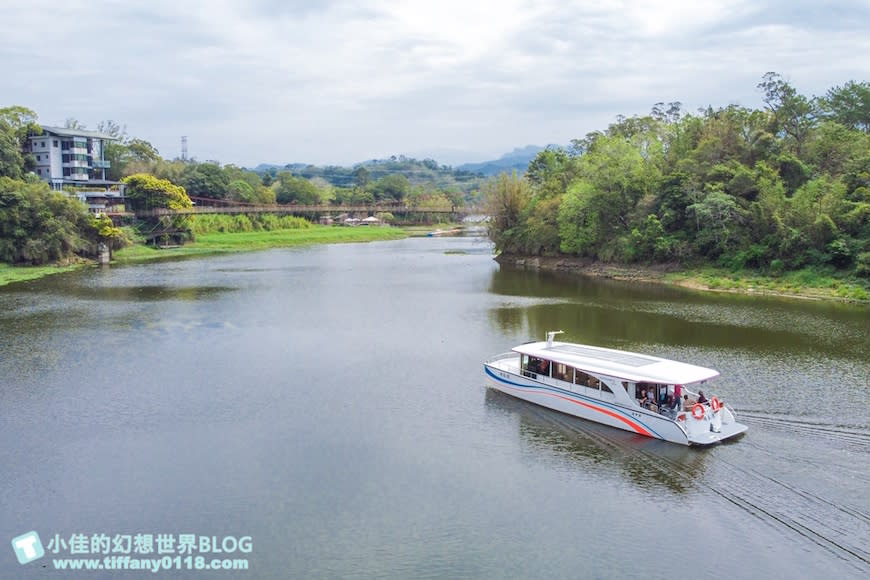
[3,0,870,168]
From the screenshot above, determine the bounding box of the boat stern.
[682,404,749,445]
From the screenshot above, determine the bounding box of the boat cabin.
[516,342,718,415]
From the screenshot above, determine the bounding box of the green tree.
[183,163,229,199]
[122,173,192,211]
[819,80,870,133]
[558,180,600,256]
[0,106,41,178]
[372,174,411,201]
[526,147,577,198]
[484,172,531,254]
[353,166,371,189]
[0,177,91,264]
[227,179,255,202]
[758,72,816,156]
[273,172,320,204]
[687,188,744,258]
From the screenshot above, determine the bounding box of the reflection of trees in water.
[484,388,709,495]
[487,266,870,360]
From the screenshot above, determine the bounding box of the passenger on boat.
[697,390,708,404]
[674,383,683,402]
[639,389,652,409]
[682,394,695,411]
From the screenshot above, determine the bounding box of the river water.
[1,235,869,578]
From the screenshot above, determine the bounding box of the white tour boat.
[484,331,748,446]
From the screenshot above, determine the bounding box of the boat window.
[600,382,613,394]
[552,363,571,382]
[523,356,551,377]
[574,370,598,388]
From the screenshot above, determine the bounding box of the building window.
[36,155,40,161]
[53,140,58,147]
[41,141,46,147]
[63,168,71,176]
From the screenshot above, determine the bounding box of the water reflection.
[484,389,709,495]
[59,284,236,302]
[487,265,870,360]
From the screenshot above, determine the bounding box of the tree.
[0,122,26,179]
[122,173,192,211]
[96,120,125,139]
[183,162,229,199]
[273,172,320,204]
[227,179,255,202]
[757,72,816,156]
[372,174,410,201]
[0,106,41,179]
[526,147,577,198]
[0,177,90,264]
[819,80,870,133]
[484,172,531,253]
[127,139,161,163]
[687,188,744,258]
[353,166,370,189]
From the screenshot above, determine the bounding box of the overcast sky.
[3,0,870,167]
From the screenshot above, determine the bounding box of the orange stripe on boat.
[502,384,653,437]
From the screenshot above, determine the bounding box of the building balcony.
[92,159,111,169]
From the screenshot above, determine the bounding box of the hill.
[456,145,547,176]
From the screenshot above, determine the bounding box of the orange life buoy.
[691,403,705,420]
[711,396,720,412]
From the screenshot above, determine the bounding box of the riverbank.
[0,225,407,286]
[496,254,870,303]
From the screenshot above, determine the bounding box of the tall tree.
[757,72,816,156]
[0,106,40,178]
[819,80,870,133]
[484,172,531,254]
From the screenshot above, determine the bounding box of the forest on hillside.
[485,73,870,281]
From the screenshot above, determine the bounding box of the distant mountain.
[456,145,549,176]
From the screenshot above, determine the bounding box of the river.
[1,235,869,578]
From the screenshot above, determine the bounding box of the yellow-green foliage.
[122,173,193,210]
[190,213,313,234]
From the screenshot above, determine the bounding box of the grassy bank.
[0,225,407,285]
[112,225,407,265]
[0,262,83,286]
[495,254,870,303]
[666,267,870,301]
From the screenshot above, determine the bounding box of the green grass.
[113,225,407,264]
[0,262,82,287]
[665,266,870,302]
[2,225,407,285]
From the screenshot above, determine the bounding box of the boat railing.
[486,351,518,364]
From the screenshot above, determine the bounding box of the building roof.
[36,125,118,141]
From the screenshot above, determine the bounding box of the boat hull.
[484,363,746,446]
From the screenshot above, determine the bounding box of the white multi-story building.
[27,126,125,213]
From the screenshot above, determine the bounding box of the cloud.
[3,0,870,166]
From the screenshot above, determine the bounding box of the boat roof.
[513,341,720,385]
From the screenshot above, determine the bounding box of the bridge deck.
[134,204,471,217]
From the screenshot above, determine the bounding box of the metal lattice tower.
[181,136,188,161]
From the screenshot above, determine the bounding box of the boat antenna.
[546,330,564,347]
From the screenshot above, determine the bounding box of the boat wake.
[485,389,870,574]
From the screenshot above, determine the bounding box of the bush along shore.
[1,221,407,286]
[495,254,870,302]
